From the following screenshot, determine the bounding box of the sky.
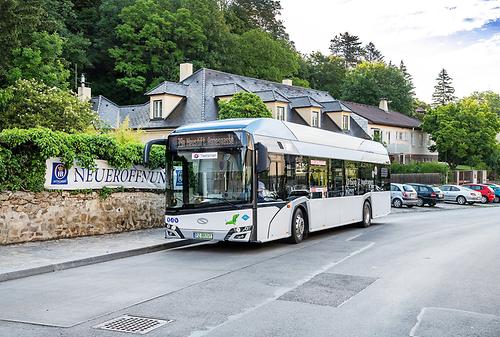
[280,0,500,102]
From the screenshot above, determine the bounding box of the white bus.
[144,118,391,244]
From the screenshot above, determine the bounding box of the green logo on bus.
[225,214,239,225]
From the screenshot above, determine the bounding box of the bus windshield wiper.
[200,197,243,208]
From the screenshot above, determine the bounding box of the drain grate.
[94,315,173,334]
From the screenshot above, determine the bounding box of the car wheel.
[359,201,372,228]
[393,198,402,208]
[494,196,499,203]
[288,208,306,244]
[416,198,424,207]
[480,196,488,204]
[457,196,466,205]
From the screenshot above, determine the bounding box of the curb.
[0,239,197,283]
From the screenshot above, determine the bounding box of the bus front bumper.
[165,227,252,242]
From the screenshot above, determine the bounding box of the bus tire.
[288,207,306,244]
[359,201,372,228]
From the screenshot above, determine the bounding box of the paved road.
[1,206,499,337]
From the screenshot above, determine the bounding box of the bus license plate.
[193,232,213,240]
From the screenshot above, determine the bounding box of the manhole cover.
[94,315,173,334]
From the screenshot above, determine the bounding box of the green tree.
[109,0,207,94]
[0,79,98,133]
[468,91,500,116]
[0,0,45,85]
[298,52,346,98]
[341,62,414,115]
[329,32,364,68]
[226,29,299,82]
[399,60,415,95]
[218,91,272,119]
[6,32,70,88]
[423,98,500,169]
[179,0,231,70]
[222,0,288,40]
[432,68,456,106]
[364,42,384,62]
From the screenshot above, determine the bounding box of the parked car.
[488,184,500,203]
[440,185,482,205]
[408,183,445,207]
[462,183,495,204]
[390,183,418,208]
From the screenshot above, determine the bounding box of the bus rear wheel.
[288,208,306,244]
[359,201,372,228]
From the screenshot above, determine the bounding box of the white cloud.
[280,0,500,102]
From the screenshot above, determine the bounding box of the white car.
[390,183,419,208]
[440,185,482,205]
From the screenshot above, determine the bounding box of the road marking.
[409,307,426,337]
[188,241,375,337]
[346,233,363,241]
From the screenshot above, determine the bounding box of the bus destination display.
[171,132,241,150]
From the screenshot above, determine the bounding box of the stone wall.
[0,191,164,245]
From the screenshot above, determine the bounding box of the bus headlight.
[234,226,252,233]
[171,225,177,231]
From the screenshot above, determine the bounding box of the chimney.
[77,74,91,101]
[282,79,293,86]
[379,98,389,112]
[179,63,193,82]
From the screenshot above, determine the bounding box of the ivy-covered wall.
[0,128,165,192]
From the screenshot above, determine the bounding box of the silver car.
[390,183,418,208]
[440,185,482,205]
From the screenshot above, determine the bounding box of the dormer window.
[153,100,163,119]
[276,106,285,121]
[311,111,319,127]
[342,115,349,130]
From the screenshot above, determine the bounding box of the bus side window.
[328,159,344,197]
[345,161,359,196]
[358,162,375,194]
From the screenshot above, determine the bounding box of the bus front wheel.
[359,201,372,228]
[288,208,306,244]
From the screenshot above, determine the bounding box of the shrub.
[0,128,165,192]
[218,92,272,119]
[390,162,449,175]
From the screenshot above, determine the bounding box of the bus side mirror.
[255,143,270,173]
[144,138,169,165]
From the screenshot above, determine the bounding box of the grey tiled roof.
[213,83,248,97]
[288,96,323,109]
[254,90,289,103]
[321,101,352,113]
[342,101,421,128]
[145,81,188,96]
[91,95,120,128]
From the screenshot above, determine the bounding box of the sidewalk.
[0,228,193,282]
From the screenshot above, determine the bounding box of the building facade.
[90,63,438,163]
[91,64,370,142]
[342,100,438,163]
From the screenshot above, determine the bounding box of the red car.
[462,184,495,204]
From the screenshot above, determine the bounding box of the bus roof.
[172,118,390,164]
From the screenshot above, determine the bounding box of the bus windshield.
[167,148,252,209]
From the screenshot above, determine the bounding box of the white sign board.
[44,158,165,190]
[191,152,218,160]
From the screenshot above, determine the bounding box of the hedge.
[390,162,449,175]
[0,128,165,192]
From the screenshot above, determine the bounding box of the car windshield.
[167,148,252,209]
[432,187,442,192]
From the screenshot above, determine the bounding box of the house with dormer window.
[91,63,371,142]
